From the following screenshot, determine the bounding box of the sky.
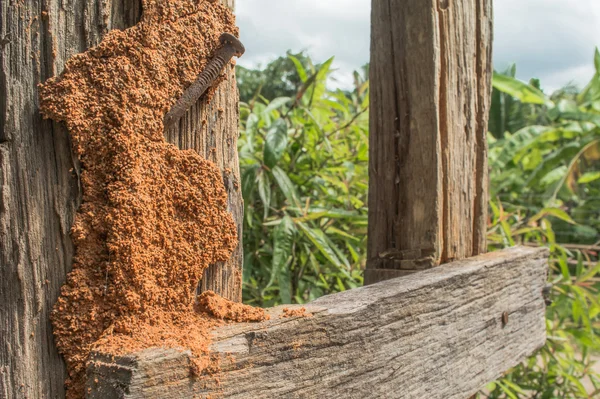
[236,0,600,92]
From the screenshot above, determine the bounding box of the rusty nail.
[164,33,245,128]
[502,311,509,327]
[542,283,553,306]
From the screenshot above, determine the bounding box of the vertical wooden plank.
[164,0,243,302]
[0,0,141,397]
[366,0,493,284]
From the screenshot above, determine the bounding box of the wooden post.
[0,0,243,397]
[0,0,142,397]
[165,0,243,302]
[366,0,493,284]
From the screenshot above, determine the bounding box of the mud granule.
[282,307,312,318]
[38,1,266,397]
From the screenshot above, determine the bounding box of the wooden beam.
[367,0,493,281]
[87,247,548,399]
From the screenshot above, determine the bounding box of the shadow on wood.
[87,246,548,399]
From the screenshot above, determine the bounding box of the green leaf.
[560,371,588,395]
[297,222,342,267]
[317,57,334,80]
[557,256,571,281]
[530,207,575,224]
[272,166,301,208]
[262,97,291,115]
[493,72,553,106]
[292,212,329,222]
[288,55,308,82]
[264,118,288,168]
[493,125,551,168]
[578,72,600,105]
[558,111,600,127]
[578,171,600,184]
[289,207,363,221]
[502,380,527,394]
[241,164,259,201]
[325,233,351,270]
[525,142,581,187]
[257,170,271,219]
[310,57,335,101]
[246,113,259,132]
[496,381,519,399]
[579,262,600,283]
[327,226,361,242]
[271,216,295,304]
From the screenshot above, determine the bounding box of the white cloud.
[235,0,599,91]
[540,65,596,92]
[236,0,370,82]
[493,0,599,90]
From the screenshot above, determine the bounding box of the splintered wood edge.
[87,246,549,399]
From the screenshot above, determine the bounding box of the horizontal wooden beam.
[87,247,548,399]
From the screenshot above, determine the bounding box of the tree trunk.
[366,0,493,284]
[0,0,241,397]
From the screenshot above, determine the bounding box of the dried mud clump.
[282,307,312,318]
[196,291,269,322]
[38,1,253,397]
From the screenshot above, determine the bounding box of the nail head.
[219,33,245,56]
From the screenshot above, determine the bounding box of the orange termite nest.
[282,307,313,318]
[38,1,265,397]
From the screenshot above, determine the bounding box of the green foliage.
[239,55,369,307]
[488,65,553,137]
[484,199,600,397]
[236,51,315,103]
[488,53,600,244]
[481,49,600,398]
[238,49,600,396]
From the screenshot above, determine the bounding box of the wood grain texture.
[164,63,243,303]
[0,0,141,398]
[367,0,493,281]
[0,0,241,397]
[87,247,549,399]
[164,0,243,303]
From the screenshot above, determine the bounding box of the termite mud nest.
[39,1,266,397]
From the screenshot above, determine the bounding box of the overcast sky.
[236,0,600,92]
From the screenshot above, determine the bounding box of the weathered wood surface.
[0,0,241,396]
[164,59,243,303]
[0,0,141,397]
[164,0,242,302]
[87,247,548,399]
[367,0,493,282]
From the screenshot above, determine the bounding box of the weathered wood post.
[366,0,493,283]
[0,1,142,397]
[164,0,243,302]
[0,0,242,397]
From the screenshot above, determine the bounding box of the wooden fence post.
[0,1,142,397]
[366,0,493,284]
[0,0,242,397]
[165,0,243,303]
